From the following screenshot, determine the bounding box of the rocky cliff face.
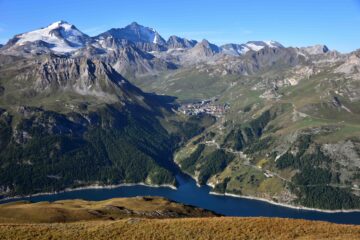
[73,38,176,79]
[10,56,147,104]
[37,57,126,96]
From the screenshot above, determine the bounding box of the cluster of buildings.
[178,99,229,118]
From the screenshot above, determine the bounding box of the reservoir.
[1,174,360,225]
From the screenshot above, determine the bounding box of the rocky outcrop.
[167,36,197,49]
[189,39,220,58]
[300,44,329,55]
[335,54,360,75]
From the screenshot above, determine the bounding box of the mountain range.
[0,20,331,81]
[1,20,287,54]
[1,21,360,210]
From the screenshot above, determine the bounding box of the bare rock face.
[99,44,176,78]
[189,39,221,58]
[36,57,124,97]
[159,39,221,66]
[335,54,360,75]
[75,39,176,78]
[7,56,147,104]
[167,36,197,49]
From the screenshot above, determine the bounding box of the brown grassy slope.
[0,217,360,240]
[0,197,359,239]
[0,196,216,223]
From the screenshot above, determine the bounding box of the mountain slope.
[143,43,360,210]
[0,55,213,198]
[170,48,360,210]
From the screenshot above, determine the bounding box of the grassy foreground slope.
[1,217,360,240]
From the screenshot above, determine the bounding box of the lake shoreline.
[2,174,360,214]
[181,170,360,214]
[209,191,360,214]
[0,182,177,203]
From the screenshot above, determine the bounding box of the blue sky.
[0,0,360,52]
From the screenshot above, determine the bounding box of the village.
[178,98,229,118]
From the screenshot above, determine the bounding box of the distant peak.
[194,39,220,54]
[127,21,144,29]
[169,35,180,39]
[125,22,157,32]
[47,20,74,30]
[265,40,284,48]
[129,21,140,27]
[199,39,212,47]
[56,20,69,25]
[199,39,217,47]
[49,20,70,26]
[265,40,277,44]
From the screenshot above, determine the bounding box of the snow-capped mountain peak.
[11,20,91,53]
[221,40,284,56]
[264,40,284,48]
[47,20,74,31]
[94,22,167,52]
[245,41,284,51]
[122,22,166,45]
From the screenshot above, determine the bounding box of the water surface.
[2,174,360,225]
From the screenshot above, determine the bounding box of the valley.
[2,1,360,238]
[1,20,360,212]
